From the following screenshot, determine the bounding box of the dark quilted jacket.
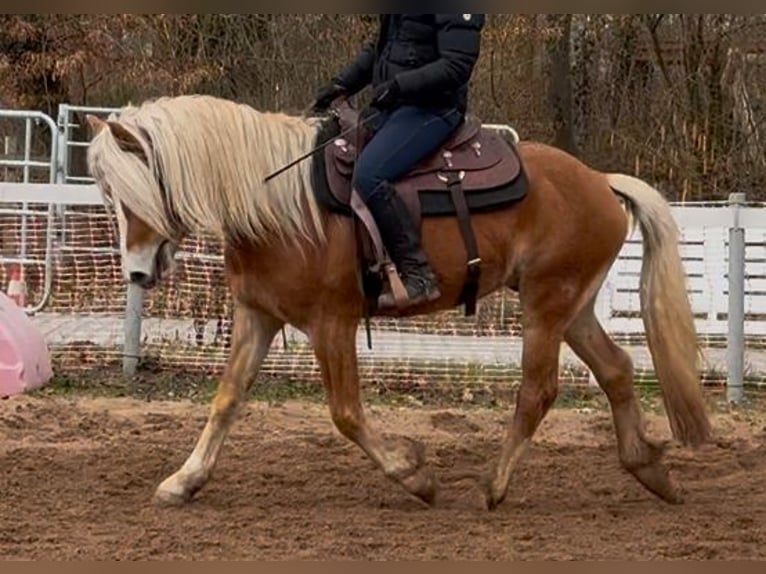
[333,14,485,114]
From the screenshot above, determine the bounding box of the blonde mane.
[87,94,326,244]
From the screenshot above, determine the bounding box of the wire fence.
[3,15,766,400]
[2,196,765,399]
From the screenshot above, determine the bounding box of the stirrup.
[381,261,410,309]
[378,269,441,310]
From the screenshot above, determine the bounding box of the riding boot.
[364,182,441,309]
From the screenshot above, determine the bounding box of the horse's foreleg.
[565,304,682,504]
[154,304,283,507]
[310,317,438,506]
[484,323,563,511]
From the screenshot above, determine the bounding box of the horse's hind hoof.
[626,438,685,505]
[631,463,685,505]
[478,472,506,512]
[485,493,503,512]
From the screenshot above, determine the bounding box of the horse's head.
[86,114,180,290]
[111,197,178,290]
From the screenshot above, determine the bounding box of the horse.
[85,93,712,511]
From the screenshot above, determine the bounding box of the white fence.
[1,104,766,403]
[597,196,765,337]
[594,194,766,402]
[4,182,765,399]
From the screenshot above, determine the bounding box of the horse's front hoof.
[401,469,440,507]
[385,438,440,507]
[153,485,194,508]
[153,476,195,508]
[153,489,191,508]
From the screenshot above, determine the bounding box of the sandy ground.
[1,394,765,560]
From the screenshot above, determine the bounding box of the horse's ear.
[106,121,148,162]
[86,114,106,137]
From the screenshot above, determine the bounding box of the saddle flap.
[397,134,521,195]
[406,128,504,177]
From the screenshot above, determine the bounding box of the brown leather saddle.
[315,99,528,317]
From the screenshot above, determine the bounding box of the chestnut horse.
[85,94,712,511]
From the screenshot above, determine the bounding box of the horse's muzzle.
[129,271,157,290]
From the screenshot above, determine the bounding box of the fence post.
[55,105,69,241]
[727,193,746,404]
[123,282,144,376]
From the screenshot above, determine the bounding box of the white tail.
[607,173,712,446]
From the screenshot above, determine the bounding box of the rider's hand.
[311,83,346,113]
[370,80,400,110]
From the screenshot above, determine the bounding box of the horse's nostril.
[130,271,149,285]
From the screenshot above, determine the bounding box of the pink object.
[0,290,53,398]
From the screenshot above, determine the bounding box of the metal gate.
[0,110,58,312]
[55,105,121,245]
[57,104,121,185]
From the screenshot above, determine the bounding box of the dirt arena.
[1,392,765,560]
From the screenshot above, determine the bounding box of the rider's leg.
[353,106,462,308]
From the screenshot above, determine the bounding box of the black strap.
[446,171,481,317]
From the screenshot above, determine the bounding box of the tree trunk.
[547,14,577,155]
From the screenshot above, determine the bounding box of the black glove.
[370,80,400,110]
[311,83,346,113]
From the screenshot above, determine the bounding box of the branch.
[643,14,673,90]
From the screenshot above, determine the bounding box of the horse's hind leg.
[309,315,438,506]
[564,302,683,504]
[154,303,283,507]
[483,315,564,510]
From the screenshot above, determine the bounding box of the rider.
[312,14,486,309]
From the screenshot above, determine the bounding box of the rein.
[262,102,380,184]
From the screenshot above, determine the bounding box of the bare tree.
[547,14,578,155]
